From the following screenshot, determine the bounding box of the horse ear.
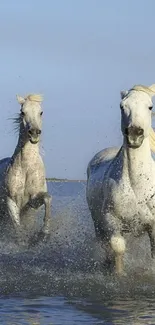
[16,95,25,105]
[149,84,155,92]
[120,90,128,99]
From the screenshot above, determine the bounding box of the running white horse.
[0,94,51,244]
[86,84,155,275]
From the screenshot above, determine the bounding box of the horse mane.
[131,84,155,96]
[149,127,155,153]
[12,114,21,133]
[25,94,43,102]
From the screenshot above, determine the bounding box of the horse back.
[86,147,119,212]
[87,147,119,179]
[0,157,11,184]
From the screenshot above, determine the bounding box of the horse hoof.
[39,230,50,243]
[28,230,50,247]
[114,270,127,277]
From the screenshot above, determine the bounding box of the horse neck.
[121,136,153,185]
[13,127,40,162]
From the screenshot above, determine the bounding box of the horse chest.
[6,161,46,200]
[111,180,137,218]
[6,166,25,197]
[111,179,155,226]
[25,169,45,195]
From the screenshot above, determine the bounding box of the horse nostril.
[137,128,144,136]
[28,129,41,136]
[125,127,144,137]
[125,128,129,136]
[28,129,32,135]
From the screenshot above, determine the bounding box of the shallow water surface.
[1,181,155,324]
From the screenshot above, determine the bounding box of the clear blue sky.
[0,0,155,179]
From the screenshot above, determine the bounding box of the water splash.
[0,181,155,299]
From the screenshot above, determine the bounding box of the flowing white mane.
[16,93,43,105]
[25,94,43,102]
[131,84,155,96]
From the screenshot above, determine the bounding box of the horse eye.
[149,106,153,111]
[21,111,25,116]
[40,111,43,116]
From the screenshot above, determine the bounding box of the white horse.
[86,84,155,275]
[0,94,51,244]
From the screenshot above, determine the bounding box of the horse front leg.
[104,212,126,275]
[41,193,52,235]
[110,234,126,275]
[23,192,52,244]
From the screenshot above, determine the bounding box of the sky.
[0,0,155,179]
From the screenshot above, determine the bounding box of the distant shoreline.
[46,178,86,182]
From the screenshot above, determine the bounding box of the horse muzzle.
[125,126,144,148]
[28,128,41,144]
